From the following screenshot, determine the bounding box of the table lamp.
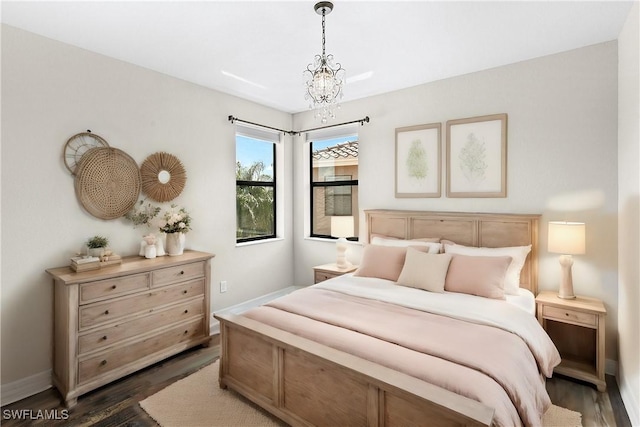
[548,221,586,299]
[331,216,354,269]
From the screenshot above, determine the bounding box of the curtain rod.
[228,115,370,136]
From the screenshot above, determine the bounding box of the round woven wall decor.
[140,152,187,202]
[74,147,141,220]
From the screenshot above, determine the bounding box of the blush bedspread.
[243,276,560,427]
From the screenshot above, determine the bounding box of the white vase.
[144,244,157,259]
[165,232,185,256]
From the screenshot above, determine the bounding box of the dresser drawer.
[543,305,597,327]
[80,273,150,304]
[79,279,205,329]
[78,298,204,355]
[78,318,205,384]
[152,261,205,288]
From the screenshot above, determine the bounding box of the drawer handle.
[565,313,570,316]
[111,285,117,290]
[102,335,108,341]
[100,360,107,366]
[182,290,188,294]
[184,309,189,314]
[104,310,110,315]
[184,330,189,334]
[180,270,185,275]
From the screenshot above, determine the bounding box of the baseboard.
[1,369,52,406]
[605,358,617,376]
[210,285,302,335]
[619,379,640,426]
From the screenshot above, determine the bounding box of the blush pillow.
[444,254,512,299]
[371,236,441,254]
[396,248,452,293]
[354,245,426,281]
[443,243,531,295]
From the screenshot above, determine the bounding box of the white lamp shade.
[548,221,586,255]
[331,216,354,238]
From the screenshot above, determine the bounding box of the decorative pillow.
[354,245,426,281]
[396,248,452,293]
[444,254,512,299]
[443,243,531,295]
[371,236,441,254]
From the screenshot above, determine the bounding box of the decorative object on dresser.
[395,123,442,198]
[548,221,586,299]
[46,250,214,407]
[313,262,357,284]
[446,113,507,198]
[536,290,606,391]
[86,235,109,258]
[330,215,354,268]
[160,204,192,256]
[63,130,109,175]
[74,146,142,220]
[140,152,187,202]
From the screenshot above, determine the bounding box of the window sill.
[236,237,284,247]
[304,236,362,245]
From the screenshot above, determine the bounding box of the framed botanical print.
[395,123,441,198]
[446,114,507,198]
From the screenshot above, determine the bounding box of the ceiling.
[1,1,633,114]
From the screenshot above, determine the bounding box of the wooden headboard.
[365,209,540,294]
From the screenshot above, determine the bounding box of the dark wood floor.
[1,337,632,427]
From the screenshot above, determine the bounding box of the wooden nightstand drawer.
[314,271,335,283]
[542,305,597,327]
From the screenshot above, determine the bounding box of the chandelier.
[303,1,345,124]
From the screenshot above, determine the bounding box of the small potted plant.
[87,235,109,258]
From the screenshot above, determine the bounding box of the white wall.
[0,25,293,394]
[617,3,640,424]
[293,42,620,364]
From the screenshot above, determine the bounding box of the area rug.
[140,361,582,427]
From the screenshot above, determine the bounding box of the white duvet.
[314,273,559,378]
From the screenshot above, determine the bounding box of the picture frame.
[446,113,507,198]
[395,123,441,198]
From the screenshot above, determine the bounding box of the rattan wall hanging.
[74,147,141,220]
[63,130,109,175]
[140,152,187,202]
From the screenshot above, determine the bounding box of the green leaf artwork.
[406,139,428,180]
[458,133,487,183]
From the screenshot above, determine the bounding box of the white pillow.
[443,243,531,295]
[371,236,441,254]
[396,248,452,292]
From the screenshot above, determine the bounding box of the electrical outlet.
[220,280,227,293]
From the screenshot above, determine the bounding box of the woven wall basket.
[140,152,187,202]
[74,147,141,220]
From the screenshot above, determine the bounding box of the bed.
[215,210,560,427]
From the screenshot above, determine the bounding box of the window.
[310,135,358,239]
[236,128,277,243]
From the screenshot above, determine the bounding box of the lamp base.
[557,254,576,299]
[335,237,352,269]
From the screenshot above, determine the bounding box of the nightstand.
[535,290,606,391]
[313,263,358,284]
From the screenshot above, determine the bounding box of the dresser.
[46,250,214,407]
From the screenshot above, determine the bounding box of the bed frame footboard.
[215,313,493,427]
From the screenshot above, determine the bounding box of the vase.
[88,247,104,258]
[165,232,185,256]
[155,234,166,256]
[144,244,157,259]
